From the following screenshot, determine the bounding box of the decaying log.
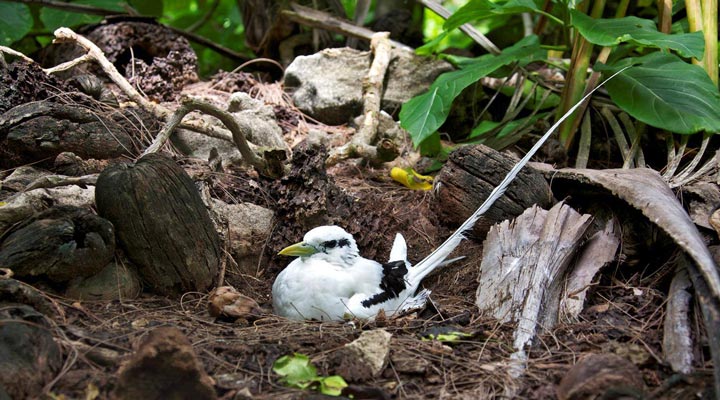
[476,202,592,373]
[0,100,137,163]
[0,205,115,282]
[95,154,220,296]
[435,145,553,235]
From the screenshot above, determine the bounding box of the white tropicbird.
[272,68,629,321]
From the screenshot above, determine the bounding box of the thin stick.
[143,97,268,173]
[416,0,501,55]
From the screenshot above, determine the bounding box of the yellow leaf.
[390,167,433,191]
[85,383,100,400]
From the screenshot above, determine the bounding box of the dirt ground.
[37,170,715,400]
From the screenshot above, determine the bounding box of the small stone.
[333,329,392,381]
[210,199,274,275]
[65,259,141,301]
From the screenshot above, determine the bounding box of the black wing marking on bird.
[361,260,408,308]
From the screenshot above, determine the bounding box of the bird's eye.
[323,240,337,249]
[338,239,350,247]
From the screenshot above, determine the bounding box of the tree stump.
[95,154,220,295]
[434,145,553,236]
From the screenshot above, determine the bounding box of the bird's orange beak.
[278,242,317,257]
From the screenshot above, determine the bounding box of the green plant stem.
[685,0,704,67]
[557,0,607,149]
[615,0,631,18]
[701,0,718,86]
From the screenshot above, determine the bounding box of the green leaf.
[40,0,125,31]
[596,53,720,134]
[570,10,705,59]
[0,3,32,46]
[319,376,348,396]
[444,0,539,32]
[272,354,319,387]
[400,35,544,148]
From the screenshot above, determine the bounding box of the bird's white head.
[278,225,359,266]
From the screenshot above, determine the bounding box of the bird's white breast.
[272,256,383,320]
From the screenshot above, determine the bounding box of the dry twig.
[327,32,395,165]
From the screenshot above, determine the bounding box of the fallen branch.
[417,0,501,55]
[143,97,272,175]
[57,339,123,367]
[23,174,99,192]
[327,32,393,165]
[0,45,35,64]
[281,3,413,51]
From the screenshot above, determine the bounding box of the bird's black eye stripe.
[322,239,351,250]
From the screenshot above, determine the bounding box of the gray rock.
[211,199,274,275]
[66,258,142,301]
[230,92,287,151]
[0,185,95,236]
[284,47,453,125]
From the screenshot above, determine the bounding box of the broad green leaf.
[596,53,720,134]
[400,35,544,147]
[571,10,705,59]
[40,0,125,31]
[0,3,32,46]
[444,0,539,32]
[319,376,348,396]
[272,353,318,387]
